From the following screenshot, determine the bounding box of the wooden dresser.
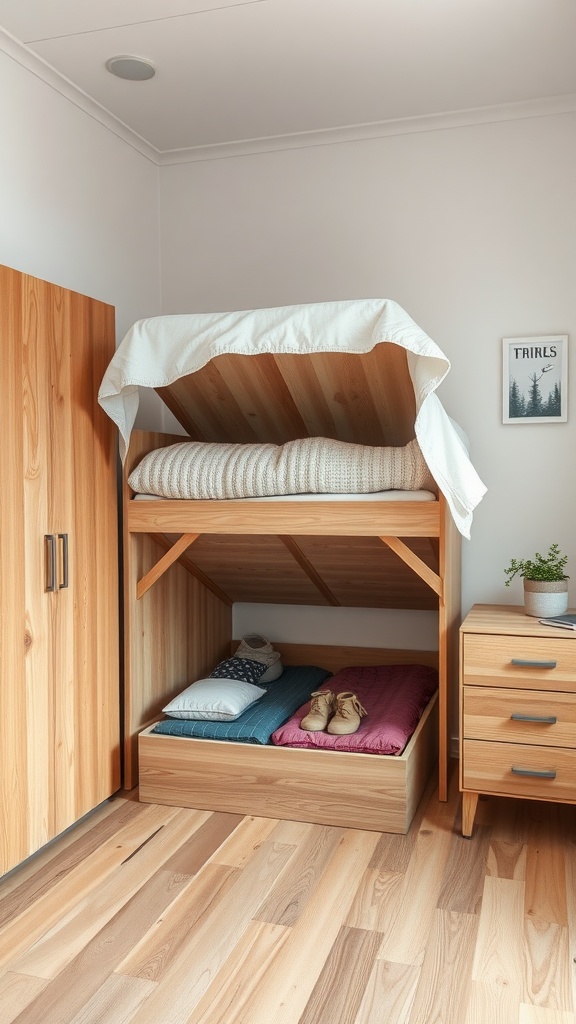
[459,604,576,837]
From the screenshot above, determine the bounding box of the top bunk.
[124,426,443,543]
[99,297,486,542]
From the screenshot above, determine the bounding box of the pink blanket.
[270,663,437,755]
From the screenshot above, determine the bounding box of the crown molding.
[159,93,576,164]
[0,26,160,165]
[2,26,575,168]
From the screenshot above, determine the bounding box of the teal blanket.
[151,665,330,744]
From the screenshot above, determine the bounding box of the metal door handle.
[45,534,56,591]
[58,533,69,589]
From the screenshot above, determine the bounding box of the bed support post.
[380,511,459,803]
[437,493,461,801]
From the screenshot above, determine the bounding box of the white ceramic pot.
[523,579,569,617]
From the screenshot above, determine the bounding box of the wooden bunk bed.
[117,335,466,834]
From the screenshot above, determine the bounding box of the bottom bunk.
[138,644,439,834]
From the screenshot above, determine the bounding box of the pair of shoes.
[300,690,367,735]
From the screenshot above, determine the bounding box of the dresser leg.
[461,792,479,838]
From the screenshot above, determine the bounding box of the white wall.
[0,48,161,342]
[232,605,439,651]
[7,40,571,648]
[159,112,576,641]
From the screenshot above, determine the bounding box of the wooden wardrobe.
[0,265,120,877]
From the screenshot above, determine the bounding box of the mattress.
[150,664,331,744]
[133,490,436,502]
[271,663,438,755]
[127,436,436,500]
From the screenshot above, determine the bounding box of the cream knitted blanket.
[128,436,436,500]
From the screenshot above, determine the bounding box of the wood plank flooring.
[1,770,575,1023]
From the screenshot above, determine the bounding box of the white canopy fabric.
[98,298,486,537]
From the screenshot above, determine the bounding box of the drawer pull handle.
[511,713,557,724]
[511,766,557,779]
[511,658,557,669]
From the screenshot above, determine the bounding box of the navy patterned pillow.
[209,657,267,686]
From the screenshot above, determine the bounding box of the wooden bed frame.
[138,643,439,834]
[121,345,462,828]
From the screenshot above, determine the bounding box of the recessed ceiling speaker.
[105,55,156,81]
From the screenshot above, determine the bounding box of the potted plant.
[504,542,569,617]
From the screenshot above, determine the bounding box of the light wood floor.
[1,769,575,1024]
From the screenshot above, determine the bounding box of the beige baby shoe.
[300,690,335,732]
[327,692,367,735]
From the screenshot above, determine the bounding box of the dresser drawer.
[462,739,576,802]
[463,685,576,747]
[462,634,576,692]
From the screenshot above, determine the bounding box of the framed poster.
[502,335,568,424]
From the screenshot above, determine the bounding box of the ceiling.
[1,0,575,158]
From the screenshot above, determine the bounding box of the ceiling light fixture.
[105,55,156,81]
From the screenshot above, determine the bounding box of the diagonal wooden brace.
[379,535,442,597]
[136,533,200,599]
[278,535,341,606]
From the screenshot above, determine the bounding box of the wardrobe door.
[0,267,53,873]
[61,284,120,825]
[42,277,75,835]
[34,274,121,836]
[0,266,120,876]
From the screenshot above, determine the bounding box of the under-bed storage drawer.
[138,691,439,835]
[462,738,576,803]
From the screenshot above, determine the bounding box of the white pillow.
[162,677,266,721]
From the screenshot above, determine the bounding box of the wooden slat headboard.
[230,641,439,674]
[156,346,417,447]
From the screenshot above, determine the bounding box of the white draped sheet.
[98,298,486,537]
